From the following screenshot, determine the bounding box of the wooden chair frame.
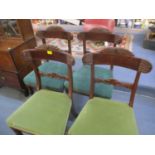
[26,26,74,95]
[77,28,123,54]
[24,46,75,98]
[77,27,130,71]
[12,46,75,135]
[36,26,73,54]
[65,28,134,98]
[68,47,134,98]
[82,48,152,107]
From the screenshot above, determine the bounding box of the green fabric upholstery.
[24,61,67,92]
[64,65,113,98]
[68,97,138,135]
[7,89,71,135]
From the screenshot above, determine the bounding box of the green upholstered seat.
[68,97,138,135]
[24,61,67,92]
[7,89,71,135]
[64,65,113,98]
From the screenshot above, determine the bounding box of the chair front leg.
[11,128,23,135]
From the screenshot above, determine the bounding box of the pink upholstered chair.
[83,19,115,32]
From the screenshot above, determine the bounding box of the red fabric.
[83,19,115,32]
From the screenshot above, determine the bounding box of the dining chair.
[64,28,133,99]
[7,46,75,135]
[68,47,152,134]
[23,26,73,94]
[83,19,115,32]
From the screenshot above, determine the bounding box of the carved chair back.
[36,26,73,54]
[78,28,131,70]
[77,28,122,54]
[82,47,152,107]
[23,46,75,98]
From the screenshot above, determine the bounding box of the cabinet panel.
[0,71,21,88]
[17,20,34,40]
[10,37,37,72]
[0,19,35,94]
[0,51,17,72]
[0,20,21,37]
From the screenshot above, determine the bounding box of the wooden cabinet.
[0,20,36,96]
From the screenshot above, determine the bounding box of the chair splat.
[83,47,152,106]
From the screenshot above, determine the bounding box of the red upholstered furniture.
[83,19,115,32]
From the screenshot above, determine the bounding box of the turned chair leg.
[11,128,23,135]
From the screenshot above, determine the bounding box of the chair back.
[23,46,75,98]
[77,28,122,54]
[78,28,129,70]
[82,47,152,107]
[36,26,73,54]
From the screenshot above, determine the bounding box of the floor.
[0,27,155,135]
[115,30,155,92]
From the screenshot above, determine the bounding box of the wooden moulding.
[95,78,133,89]
[39,72,69,81]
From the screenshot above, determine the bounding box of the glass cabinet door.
[0,19,21,37]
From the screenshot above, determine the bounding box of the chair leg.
[28,86,34,95]
[23,88,29,97]
[64,88,78,117]
[64,88,68,94]
[11,128,23,135]
[71,103,78,118]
